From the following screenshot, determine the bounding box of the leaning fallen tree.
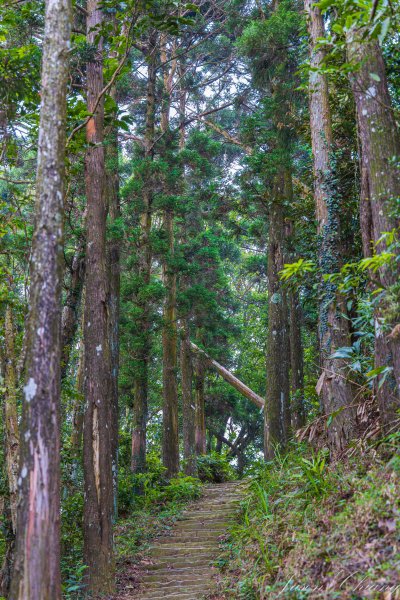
[189,342,265,409]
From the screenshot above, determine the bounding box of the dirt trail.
[134,481,244,600]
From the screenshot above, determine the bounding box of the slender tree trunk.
[61,242,85,380]
[82,0,115,593]
[4,305,20,532]
[106,76,121,515]
[289,291,306,429]
[189,342,265,408]
[264,171,291,460]
[181,325,196,474]
[162,206,180,475]
[10,0,71,595]
[346,32,400,428]
[70,338,85,456]
[131,33,157,474]
[161,35,179,477]
[0,499,14,597]
[305,0,356,452]
[1,305,19,597]
[194,357,206,456]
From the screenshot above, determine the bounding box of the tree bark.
[194,355,206,456]
[181,325,196,474]
[161,34,179,477]
[0,499,15,598]
[131,33,157,474]
[189,342,265,409]
[70,338,84,456]
[289,291,306,429]
[10,0,71,595]
[61,243,85,380]
[4,305,20,533]
[162,205,180,476]
[105,65,121,515]
[346,32,400,428]
[264,171,291,460]
[305,0,356,452]
[82,0,115,593]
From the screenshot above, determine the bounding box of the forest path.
[135,481,244,600]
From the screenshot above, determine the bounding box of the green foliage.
[196,452,235,483]
[61,492,84,597]
[118,452,202,512]
[279,259,316,283]
[218,443,400,598]
[237,0,304,87]
[163,476,202,502]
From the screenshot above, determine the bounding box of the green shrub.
[118,453,202,510]
[163,476,202,502]
[196,452,235,483]
[61,491,84,595]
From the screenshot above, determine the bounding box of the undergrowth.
[63,452,203,599]
[215,436,400,599]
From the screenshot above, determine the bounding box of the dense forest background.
[0,0,399,597]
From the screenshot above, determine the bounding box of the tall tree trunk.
[82,0,115,593]
[1,305,19,597]
[289,291,306,429]
[264,171,291,460]
[61,242,85,380]
[0,499,14,598]
[194,356,206,456]
[105,66,121,515]
[346,32,400,428]
[4,305,20,532]
[10,0,71,595]
[131,33,157,474]
[162,206,179,475]
[70,338,85,456]
[305,0,356,452]
[161,35,179,477]
[181,325,196,473]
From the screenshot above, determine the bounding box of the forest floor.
[117,481,245,600]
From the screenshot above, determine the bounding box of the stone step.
[139,592,208,600]
[142,582,213,593]
[130,482,245,599]
[174,521,231,530]
[143,571,214,582]
[202,499,241,504]
[142,567,216,579]
[179,511,236,518]
[140,588,213,599]
[156,532,224,543]
[149,546,219,557]
[143,557,213,570]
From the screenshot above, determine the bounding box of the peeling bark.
[106,63,121,514]
[61,243,85,380]
[181,325,196,474]
[305,0,356,452]
[290,292,306,429]
[82,0,115,592]
[194,356,206,456]
[10,0,71,595]
[131,32,157,474]
[161,34,179,477]
[264,171,291,460]
[4,305,20,533]
[346,31,400,428]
